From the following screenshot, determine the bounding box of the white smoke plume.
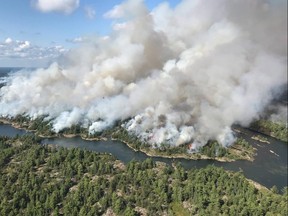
[268,104,288,125]
[0,0,287,148]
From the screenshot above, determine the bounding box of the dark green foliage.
[7,116,256,161]
[0,135,286,215]
[250,120,288,142]
[236,137,251,148]
[9,115,55,136]
[112,127,145,150]
[199,140,228,158]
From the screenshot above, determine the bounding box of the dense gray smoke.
[267,104,288,125]
[0,0,287,148]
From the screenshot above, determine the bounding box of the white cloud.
[104,5,124,19]
[4,38,13,44]
[84,6,96,19]
[0,38,67,60]
[66,37,86,43]
[32,0,80,14]
[17,41,31,51]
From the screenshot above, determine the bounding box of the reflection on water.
[0,124,287,190]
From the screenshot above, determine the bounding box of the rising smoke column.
[0,0,287,148]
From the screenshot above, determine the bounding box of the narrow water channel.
[0,123,287,190]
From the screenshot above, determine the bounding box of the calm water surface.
[0,124,287,190]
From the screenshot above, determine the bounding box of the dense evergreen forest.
[0,135,287,215]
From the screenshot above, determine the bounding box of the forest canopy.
[0,135,287,215]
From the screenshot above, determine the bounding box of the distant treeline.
[0,135,286,215]
[250,119,287,142]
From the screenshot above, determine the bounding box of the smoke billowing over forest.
[0,0,287,148]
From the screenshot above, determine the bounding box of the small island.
[0,115,256,162]
[251,135,270,144]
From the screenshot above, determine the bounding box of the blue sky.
[0,0,180,67]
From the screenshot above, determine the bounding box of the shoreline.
[246,179,270,192]
[247,124,288,143]
[251,135,270,144]
[108,138,239,162]
[0,119,284,193]
[0,118,253,162]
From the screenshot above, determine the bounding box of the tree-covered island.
[0,115,257,162]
